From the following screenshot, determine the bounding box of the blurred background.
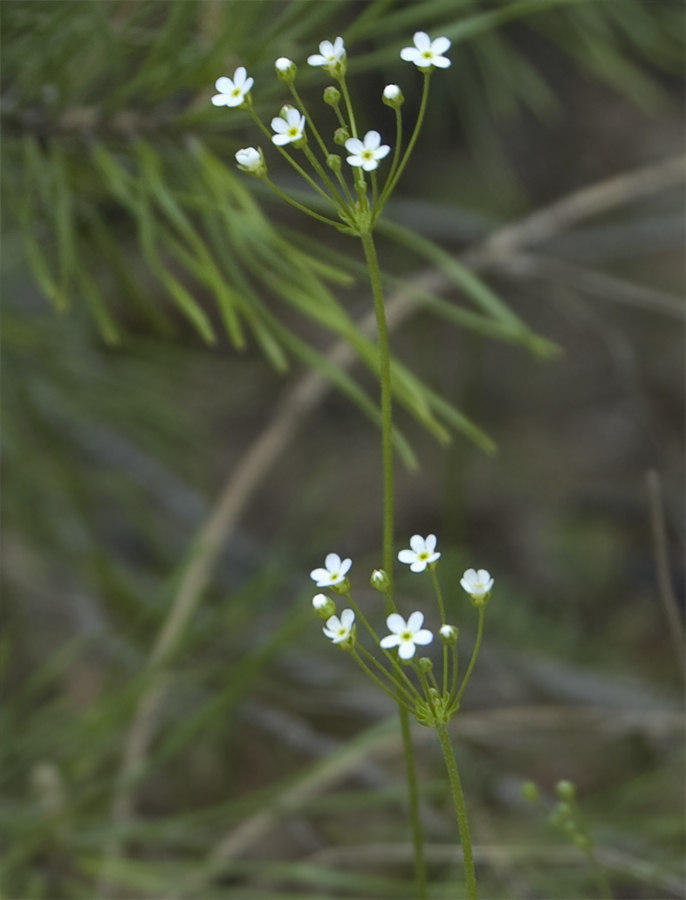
[2,1,684,898]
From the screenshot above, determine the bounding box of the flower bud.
[521,781,540,803]
[439,624,458,645]
[418,657,433,673]
[333,126,350,146]
[326,153,342,172]
[279,104,295,119]
[370,568,390,593]
[382,84,404,108]
[555,780,576,802]
[323,85,341,106]
[275,57,297,83]
[235,147,267,178]
[312,593,336,620]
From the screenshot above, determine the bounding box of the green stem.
[339,77,358,138]
[249,110,338,210]
[429,569,446,624]
[436,724,478,900]
[455,607,485,704]
[360,231,394,584]
[450,643,459,698]
[263,178,339,226]
[357,644,419,707]
[399,707,428,900]
[302,144,347,210]
[377,72,430,215]
[382,106,403,199]
[352,651,414,712]
[588,847,614,900]
[289,84,331,160]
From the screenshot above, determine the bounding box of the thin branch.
[646,470,685,676]
[99,154,686,897]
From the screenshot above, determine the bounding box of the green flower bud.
[326,153,342,172]
[370,568,390,593]
[418,657,433,673]
[521,781,540,803]
[439,624,458,645]
[279,104,295,119]
[312,593,336,620]
[382,84,404,108]
[333,126,350,146]
[323,85,341,106]
[275,57,297,83]
[555,780,576,802]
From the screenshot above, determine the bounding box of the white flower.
[439,624,458,645]
[211,66,254,107]
[323,608,355,644]
[380,611,433,660]
[275,57,293,72]
[400,32,451,69]
[271,107,306,145]
[345,131,391,171]
[307,36,345,69]
[312,593,329,610]
[234,147,265,176]
[397,534,440,573]
[383,84,401,100]
[275,57,297,83]
[460,568,494,599]
[310,552,352,587]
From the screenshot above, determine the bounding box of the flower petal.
[286,107,301,126]
[310,567,331,583]
[211,94,230,106]
[398,641,416,659]
[462,568,477,583]
[333,36,344,55]
[226,95,244,108]
[362,159,378,171]
[398,549,416,564]
[380,634,401,649]
[215,76,233,93]
[431,36,451,55]
[410,560,427,573]
[340,608,355,628]
[272,134,291,145]
[308,54,326,66]
[375,145,391,160]
[339,558,352,576]
[413,629,434,645]
[271,117,288,133]
[345,137,364,154]
[364,130,381,150]
[414,31,431,50]
[242,77,254,93]
[386,613,406,634]
[233,66,247,87]
[407,611,425,632]
[319,40,334,56]
[424,534,437,553]
[400,47,421,62]
[431,55,451,68]
[325,552,342,571]
[477,569,491,583]
[410,534,426,553]
[346,155,363,167]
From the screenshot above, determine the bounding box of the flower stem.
[352,651,414,712]
[588,847,614,900]
[359,231,394,583]
[436,724,478,899]
[339,77,358,138]
[399,705,428,900]
[263,178,339,226]
[429,569,449,694]
[455,607,485,704]
[377,71,430,215]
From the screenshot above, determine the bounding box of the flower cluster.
[308,534,493,727]
[209,29,452,231]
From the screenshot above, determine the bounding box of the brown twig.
[646,470,685,676]
[98,154,686,897]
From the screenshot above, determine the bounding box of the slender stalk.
[289,84,332,160]
[382,106,403,198]
[436,724,478,900]
[588,847,614,900]
[399,706,428,899]
[352,651,414,711]
[429,569,449,695]
[455,607,485,704]
[263,179,339,226]
[377,72,430,214]
[301,144,347,210]
[361,227,426,898]
[450,642,459,698]
[360,231,394,581]
[248,110,338,209]
[356,644,420,707]
[339,77,358,138]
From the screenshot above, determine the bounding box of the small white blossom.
[211,66,254,107]
[312,593,329,610]
[383,84,401,100]
[380,611,433,660]
[397,534,440,573]
[345,131,390,171]
[310,552,352,587]
[271,107,306,145]
[323,608,355,644]
[275,57,297,83]
[234,147,265,176]
[439,624,458,645]
[308,36,345,69]
[460,568,494,599]
[400,32,451,69]
[275,57,293,72]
